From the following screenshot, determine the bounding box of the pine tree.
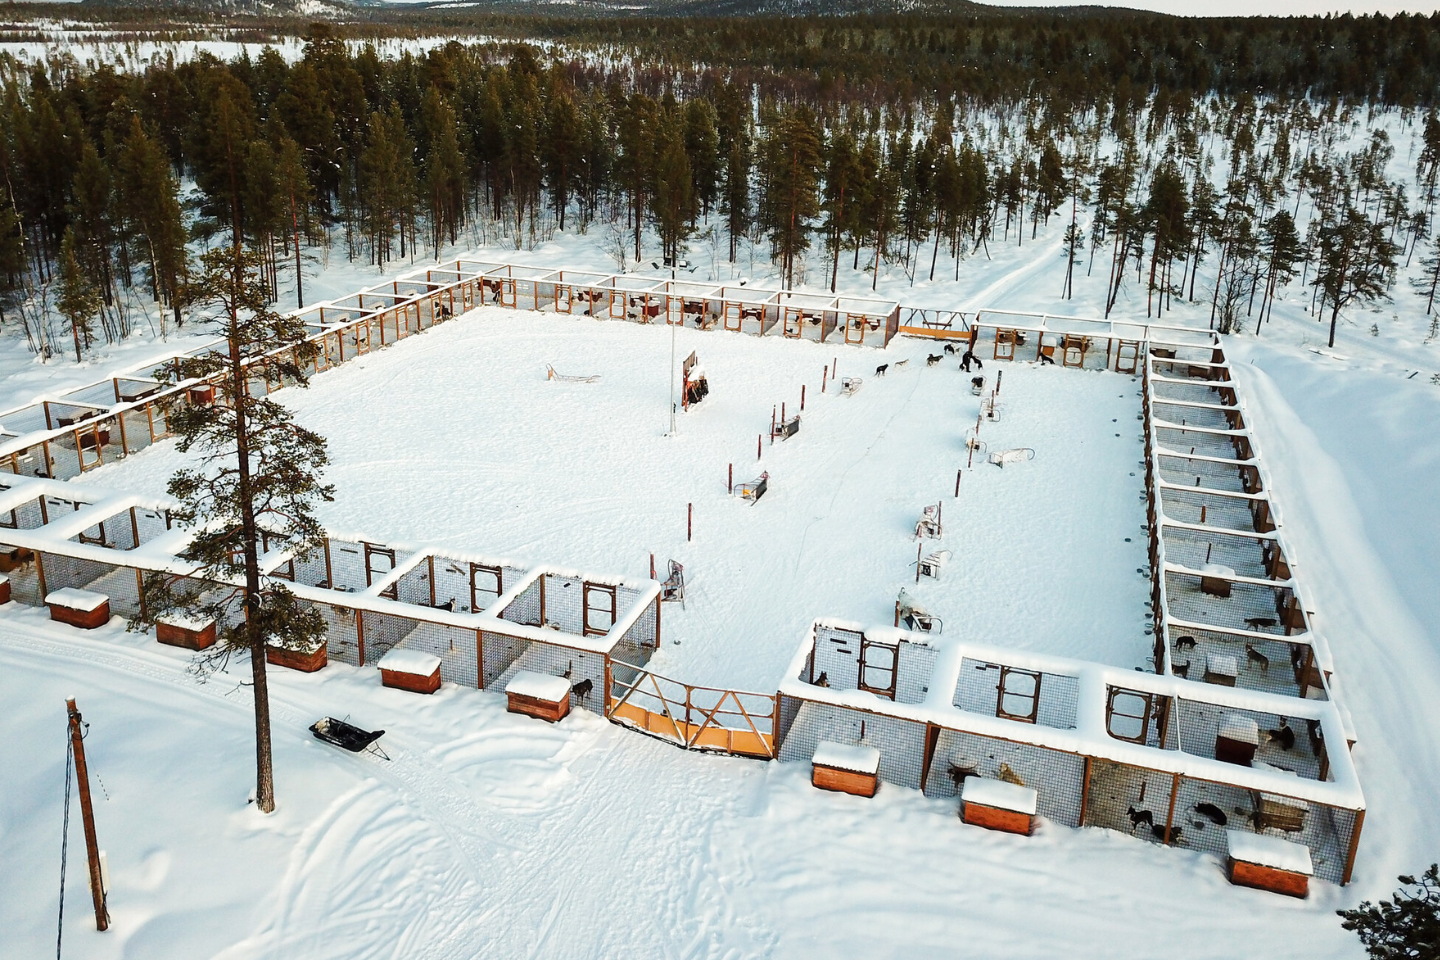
[56,227,99,363]
[142,245,334,816]
[1413,233,1440,316]
[1314,204,1398,348]
[652,111,693,267]
[1338,864,1440,960]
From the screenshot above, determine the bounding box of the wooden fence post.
[66,699,109,932]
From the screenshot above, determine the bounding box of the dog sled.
[310,717,389,759]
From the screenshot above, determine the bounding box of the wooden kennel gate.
[608,668,779,759]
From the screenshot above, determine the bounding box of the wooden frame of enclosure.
[0,260,899,487]
[0,473,661,714]
[777,620,1365,885]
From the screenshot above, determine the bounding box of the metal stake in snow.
[667,303,678,436]
[995,369,1003,396]
[65,698,108,934]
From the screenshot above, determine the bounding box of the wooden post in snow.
[801,385,806,410]
[688,503,693,542]
[955,469,962,497]
[822,367,828,393]
[915,543,922,584]
[66,698,108,932]
[728,463,733,494]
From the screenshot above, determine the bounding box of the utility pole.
[65,698,108,933]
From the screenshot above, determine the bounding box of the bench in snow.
[811,741,881,798]
[1226,830,1313,898]
[377,648,442,694]
[961,777,1039,836]
[506,671,572,722]
[155,613,216,651]
[46,588,110,630]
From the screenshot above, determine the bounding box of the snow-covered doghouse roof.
[780,618,1363,811]
[0,474,659,657]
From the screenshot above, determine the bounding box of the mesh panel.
[358,609,414,665]
[953,659,1080,729]
[1084,759,1176,843]
[1175,698,1325,780]
[386,617,481,688]
[38,553,141,616]
[778,700,928,791]
[492,640,607,712]
[326,540,368,591]
[133,508,171,547]
[312,599,362,666]
[480,629,529,688]
[501,579,542,627]
[924,729,1085,827]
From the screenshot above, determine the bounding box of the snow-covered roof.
[1226,830,1313,875]
[45,587,109,611]
[812,741,880,775]
[963,777,1038,815]
[377,648,442,676]
[505,670,572,702]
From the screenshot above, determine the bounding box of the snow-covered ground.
[4,206,1440,957]
[70,307,1152,690]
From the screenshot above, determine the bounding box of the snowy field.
[71,307,1153,689]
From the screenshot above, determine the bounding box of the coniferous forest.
[3,7,1440,357]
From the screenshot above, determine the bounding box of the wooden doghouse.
[0,574,9,605]
[506,671,572,722]
[155,613,217,650]
[1226,830,1313,898]
[961,777,1038,836]
[266,638,327,673]
[811,741,881,798]
[1252,762,1309,833]
[45,588,110,629]
[1200,564,1235,598]
[1215,713,1259,766]
[1204,652,1239,686]
[0,544,33,572]
[377,648,443,694]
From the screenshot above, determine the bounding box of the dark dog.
[1265,720,1296,751]
[927,354,942,366]
[1173,660,1191,679]
[432,598,457,612]
[571,678,594,701]
[1245,616,1278,629]
[813,671,830,688]
[1176,635,1197,651]
[1127,806,1154,831]
[875,364,889,377]
[944,344,957,355]
[1152,823,1182,843]
[1194,802,1228,825]
[1040,352,1056,365]
[960,350,983,372]
[947,762,978,790]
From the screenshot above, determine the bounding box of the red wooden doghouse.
[155,613,217,650]
[1215,713,1260,766]
[0,573,9,605]
[266,638,327,673]
[961,777,1039,836]
[505,671,572,722]
[377,648,443,695]
[1204,652,1240,687]
[1200,563,1235,598]
[46,588,110,629]
[1226,829,1313,897]
[811,741,881,798]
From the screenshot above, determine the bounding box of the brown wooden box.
[266,642,327,672]
[156,617,217,650]
[48,597,110,629]
[1200,575,1233,598]
[1228,858,1310,898]
[189,384,215,405]
[811,764,879,798]
[963,802,1035,836]
[507,691,570,722]
[0,576,9,605]
[382,665,442,694]
[1215,735,1257,766]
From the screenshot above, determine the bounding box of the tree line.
[3,20,1440,358]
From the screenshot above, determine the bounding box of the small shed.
[1200,563,1235,598]
[811,741,881,797]
[1226,830,1313,898]
[46,588,110,629]
[377,648,443,694]
[155,613,217,650]
[1216,713,1259,766]
[961,777,1039,836]
[266,638,327,673]
[1204,652,1239,686]
[506,671,572,722]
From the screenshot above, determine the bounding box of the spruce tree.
[56,227,99,363]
